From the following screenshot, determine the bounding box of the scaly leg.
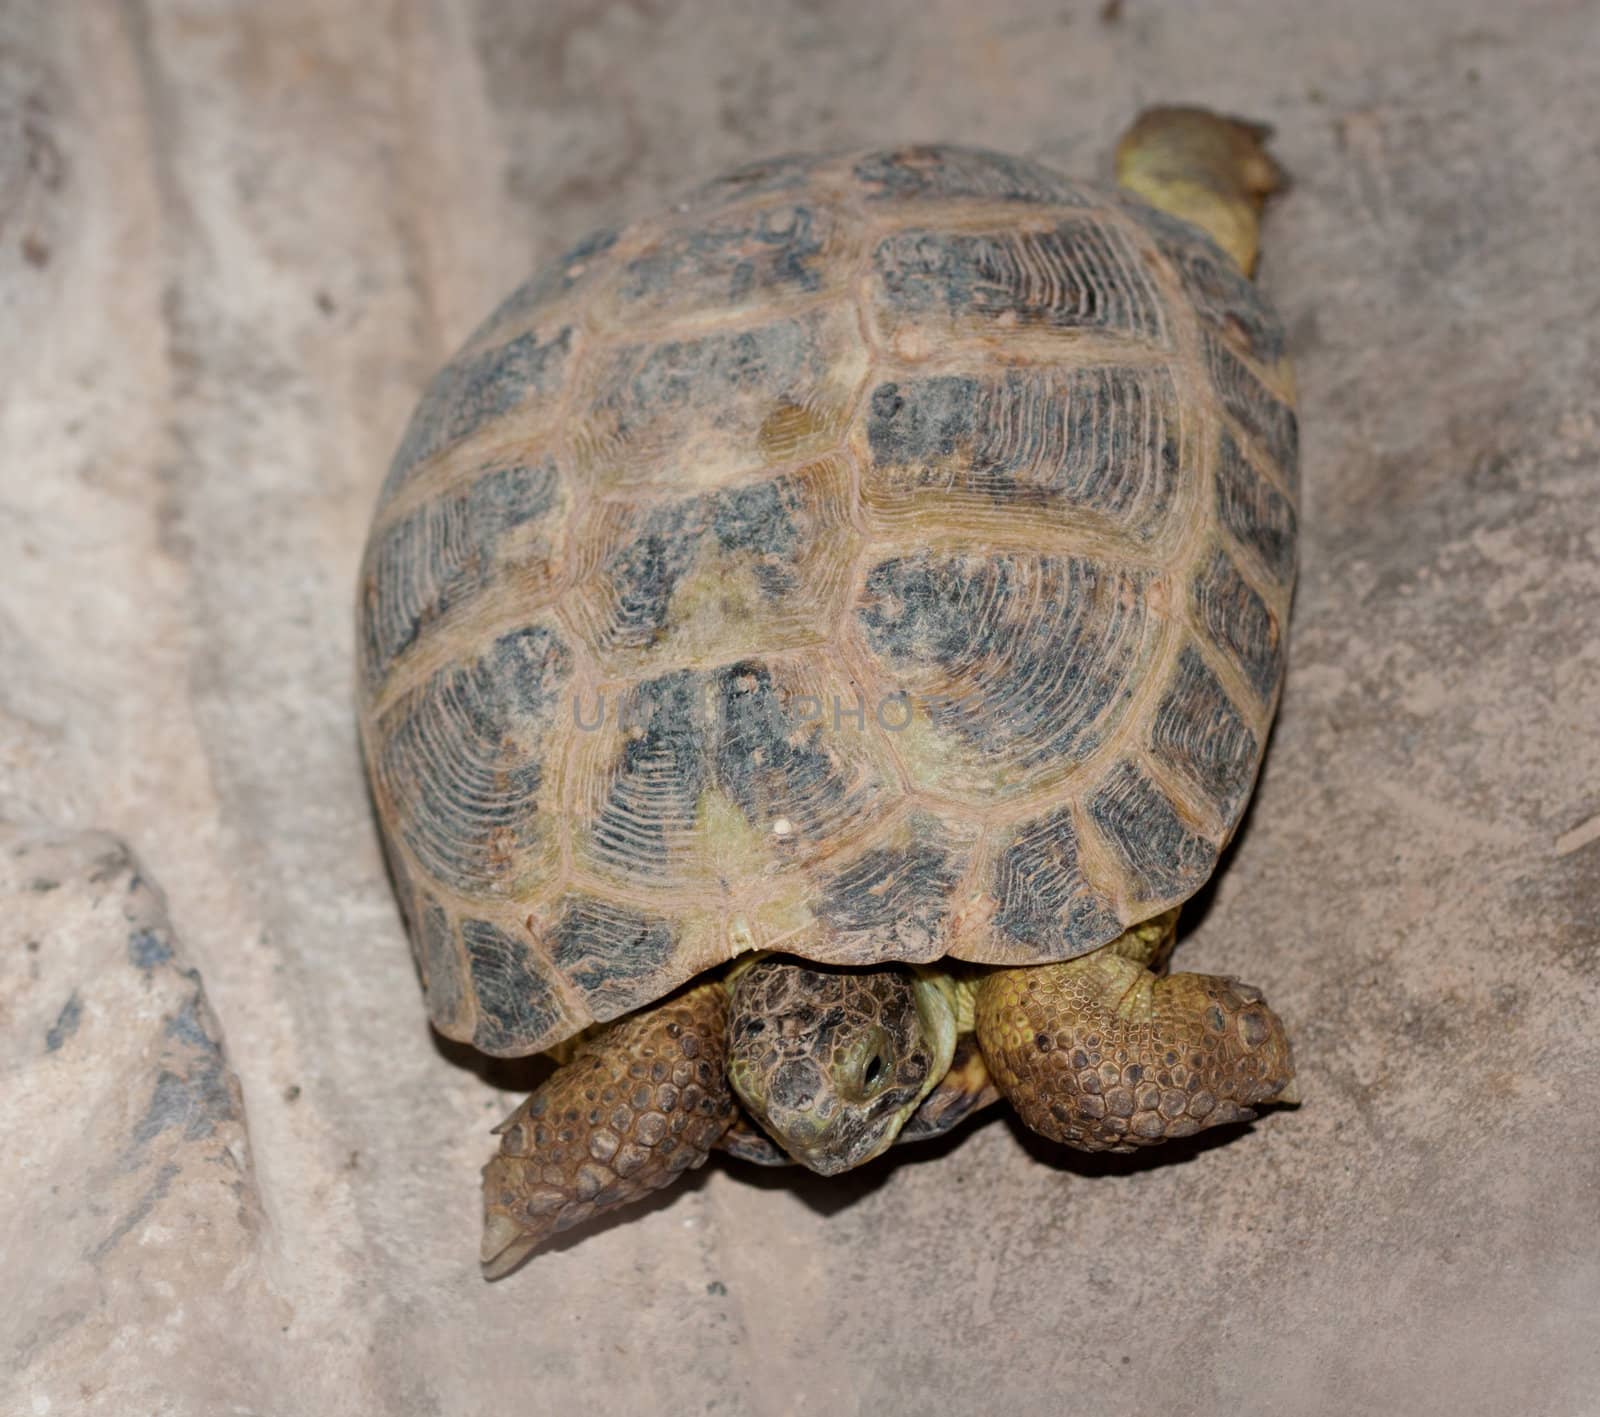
[480,980,736,1276]
[974,916,1294,1152]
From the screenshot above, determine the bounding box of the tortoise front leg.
[480,980,737,1277]
[973,914,1295,1152]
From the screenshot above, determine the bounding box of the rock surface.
[2,2,1598,1414]
[0,830,276,1415]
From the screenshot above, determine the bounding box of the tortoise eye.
[863,1054,885,1088]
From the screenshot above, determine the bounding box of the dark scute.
[378,625,571,893]
[994,807,1123,954]
[580,313,838,488]
[857,552,1149,771]
[488,625,573,717]
[1122,198,1286,364]
[384,326,573,498]
[867,377,978,467]
[599,475,804,649]
[417,895,468,1032]
[605,500,710,649]
[873,220,1164,338]
[866,368,1180,536]
[712,478,801,596]
[712,662,855,842]
[853,146,1092,205]
[618,202,827,308]
[362,461,559,688]
[1190,549,1284,706]
[1173,245,1285,365]
[412,902,464,1017]
[583,660,876,886]
[1089,760,1219,903]
[627,321,807,410]
[815,825,962,962]
[590,671,710,878]
[1149,648,1260,825]
[1215,432,1297,584]
[470,462,558,529]
[462,917,565,1054]
[857,551,983,668]
[550,897,677,1016]
[1205,333,1299,489]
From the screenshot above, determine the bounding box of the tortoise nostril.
[838,1031,894,1102]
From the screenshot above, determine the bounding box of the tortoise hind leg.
[481,980,736,1277]
[973,914,1294,1152]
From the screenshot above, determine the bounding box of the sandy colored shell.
[357,145,1298,1058]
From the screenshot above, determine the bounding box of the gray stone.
[0,829,278,1416]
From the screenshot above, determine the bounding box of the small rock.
[0,827,279,1414]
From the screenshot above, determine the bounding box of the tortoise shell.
[358,145,1298,1058]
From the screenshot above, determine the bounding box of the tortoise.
[357,107,1301,1277]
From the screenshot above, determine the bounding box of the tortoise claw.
[480,1213,538,1280]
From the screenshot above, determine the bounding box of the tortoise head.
[725,956,956,1175]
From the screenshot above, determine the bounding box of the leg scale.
[975,945,1293,1152]
[480,980,735,1275]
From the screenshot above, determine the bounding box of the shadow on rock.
[1004,1107,1293,1176]
[714,1107,1005,1217]
[431,1026,556,1094]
